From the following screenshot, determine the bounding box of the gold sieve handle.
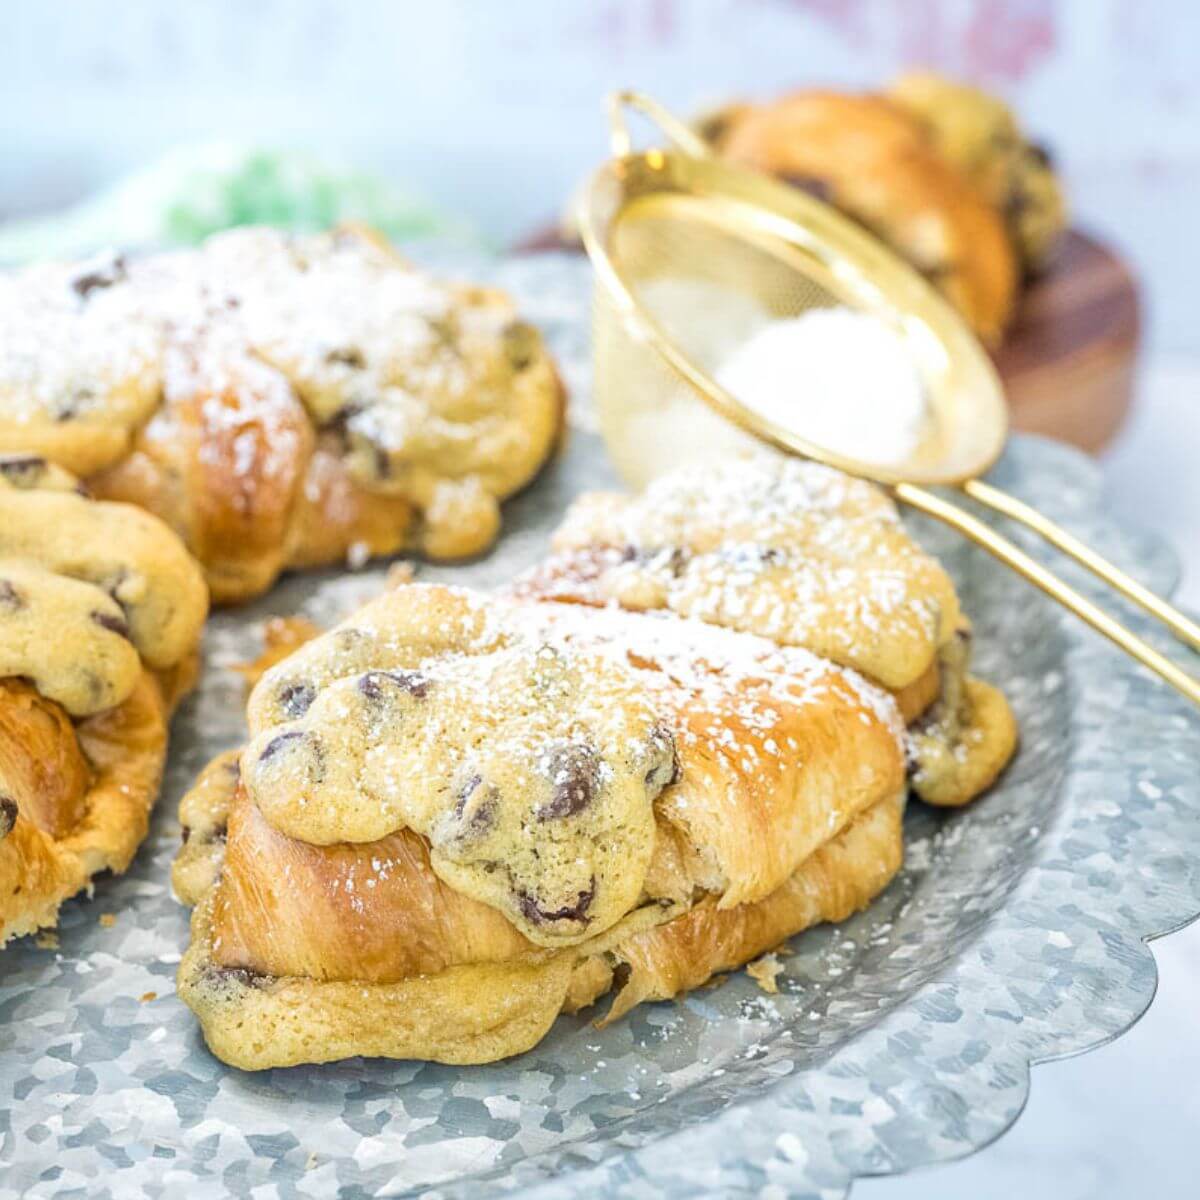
[895,482,1200,705]
[961,478,1200,653]
[607,90,712,160]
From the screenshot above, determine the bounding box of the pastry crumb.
[35,931,59,950]
[99,912,117,928]
[746,953,784,994]
[140,991,158,1003]
[233,616,323,688]
[305,1152,319,1171]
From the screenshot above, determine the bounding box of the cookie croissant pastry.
[0,226,563,603]
[702,71,1070,343]
[516,457,1017,809]
[710,89,1019,345]
[887,71,1068,274]
[174,459,1016,1067]
[175,584,908,1068]
[0,454,207,945]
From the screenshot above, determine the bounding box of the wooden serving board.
[994,230,1140,453]
[515,225,1141,456]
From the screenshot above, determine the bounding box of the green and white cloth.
[0,143,477,263]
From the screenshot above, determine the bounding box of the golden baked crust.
[565,792,904,1023]
[0,672,172,945]
[0,227,564,604]
[174,583,907,1066]
[0,461,206,945]
[518,457,1016,808]
[178,791,902,1069]
[713,90,1018,345]
[888,71,1067,274]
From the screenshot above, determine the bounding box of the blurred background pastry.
[703,72,1067,345]
[887,71,1068,274]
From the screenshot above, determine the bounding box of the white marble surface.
[859,361,1200,1199]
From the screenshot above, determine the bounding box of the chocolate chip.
[502,321,538,370]
[257,729,307,764]
[1005,189,1032,221]
[91,610,131,640]
[56,385,94,422]
[322,400,366,436]
[357,672,384,700]
[518,878,596,926]
[372,444,391,480]
[535,741,601,821]
[0,580,24,610]
[653,545,687,574]
[71,253,127,299]
[326,346,366,369]
[83,669,104,703]
[620,545,686,573]
[103,566,132,604]
[452,773,498,836]
[454,773,483,814]
[780,173,835,204]
[0,455,46,487]
[1028,140,1054,169]
[357,669,430,701]
[278,682,316,718]
[183,821,227,845]
[911,706,942,736]
[0,795,17,839]
[724,544,783,569]
[644,729,680,792]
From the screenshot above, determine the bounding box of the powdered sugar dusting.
[0,229,557,513]
[531,455,958,687]
[509,600,906,758]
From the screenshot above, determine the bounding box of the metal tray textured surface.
[1,254,1198,1200]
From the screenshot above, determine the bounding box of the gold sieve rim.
[577,92,1009,488]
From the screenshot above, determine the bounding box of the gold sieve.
[578,91,1199,705]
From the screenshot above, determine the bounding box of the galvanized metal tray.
[2,254,1197,1200]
